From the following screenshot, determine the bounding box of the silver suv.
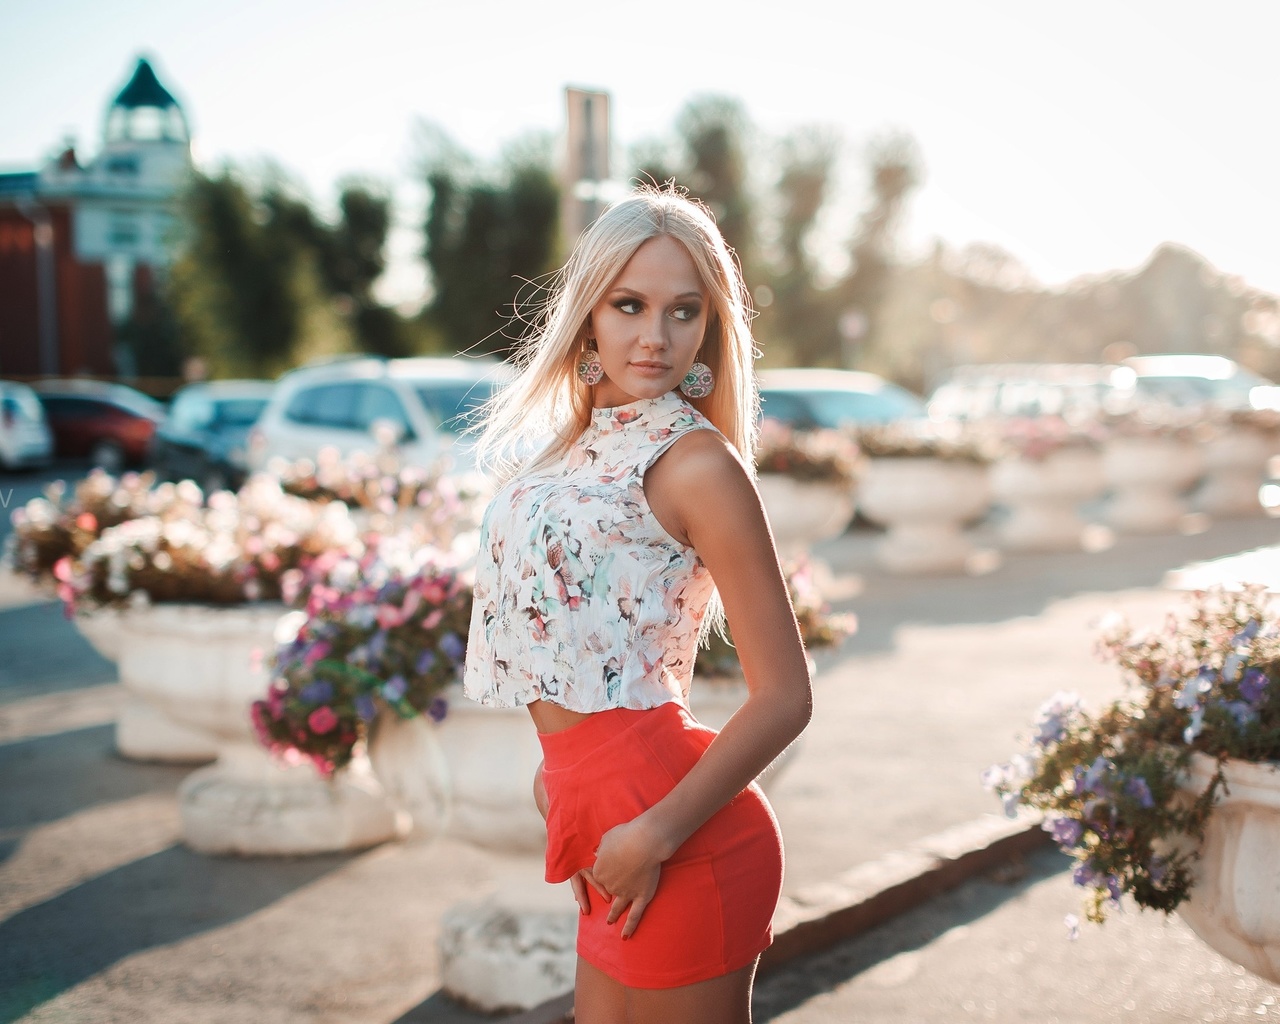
[246,356,511,475]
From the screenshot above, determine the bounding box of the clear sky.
[4,0,1279,306]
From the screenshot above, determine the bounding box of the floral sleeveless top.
[463,390,720,712]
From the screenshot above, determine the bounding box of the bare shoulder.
[645,428,762,547]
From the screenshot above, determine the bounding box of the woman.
[463,184,812,1022]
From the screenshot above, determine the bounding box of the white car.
[0,379,54,471]
[246,356,512,475]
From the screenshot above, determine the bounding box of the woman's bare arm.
[587,428,813,936]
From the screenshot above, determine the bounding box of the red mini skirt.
[537,701,784,989]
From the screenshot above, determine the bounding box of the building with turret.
[0,56,192,378]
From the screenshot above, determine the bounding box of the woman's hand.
[588,816,667,938]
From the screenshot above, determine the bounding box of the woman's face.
[587,234,710,409]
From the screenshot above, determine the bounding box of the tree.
[167,168,355,378]
[826,133,921,369]
[419,129,560,359]
[675,96,756,277]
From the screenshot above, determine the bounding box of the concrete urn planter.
[990,447,1106,552]
[1195,428,1275,518]
[368,683,547,853]
[1176,753,1280,984]
[117,601,403,855]
[857,457,991,573]
[1102,436,1204,533]
[70,606,219,764]
[756,474,856,556]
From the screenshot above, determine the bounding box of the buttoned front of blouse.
[463,390,720,712]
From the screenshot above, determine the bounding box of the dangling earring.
[679,357,715,398]
[577,344,605,386]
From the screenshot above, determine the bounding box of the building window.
[106,155,139,176]
[109,213,140,248]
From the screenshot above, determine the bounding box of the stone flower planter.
[1195,428,1275,518]
[70,607,219,764]
[1177,753,1280,984]
[756,474,856,555]
[990,447,1106,552]
[117,601,403,855]
[369,683,546,853]
[857,457,991,573]
[1102,435,1204,533]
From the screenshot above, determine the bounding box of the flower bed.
[985,585,1280,926]
[54,475,359,612]
[754,419,862,486]
[252,535,474,776]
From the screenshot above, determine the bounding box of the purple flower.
[439,631,466,663]
[427,695,449,722]
[354,693,377,722]
[1235,619,1261,644]
[1045,816,1084,849]
[383,675,408,701]
[368,630,388,665]
[1105,874,1122,903]
[1184,706,1205,744]
[1219,699,1257,730]
[416,649,437,675]
[1082,756,1113,793]
[1072,863,1099,889]
[1123,776,1154,809]
[1239,668,1268,705]
[299,680,335,704]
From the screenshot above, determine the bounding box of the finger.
[581,868,612,903]
[621,897,649,939]
[569,873,591,915]
[606,895,629,926]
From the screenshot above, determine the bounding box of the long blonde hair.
[472,183,759,479]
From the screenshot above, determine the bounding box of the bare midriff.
[526,698,596,735]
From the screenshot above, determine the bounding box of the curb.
[501,813,1049,1023]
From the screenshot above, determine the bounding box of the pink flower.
[53,556,74,583]
[421,608,444,630]
[308,706,339,735]
[302,641,332,666]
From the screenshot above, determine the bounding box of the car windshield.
[412,380,499,435]
[786,386,926,428]
[215,398,270,426]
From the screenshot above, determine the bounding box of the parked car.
[758,368,928,431]
[246,356,512,475]
[0,379,55,471]
[926,363,1126,423]
[33,379,167,473]
[1118,354,1280,412]
[153,379,276,493]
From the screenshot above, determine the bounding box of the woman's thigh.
[574,955,758,1024]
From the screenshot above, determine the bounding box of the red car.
[34,379,167,473]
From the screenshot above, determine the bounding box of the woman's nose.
[638,315,669,350]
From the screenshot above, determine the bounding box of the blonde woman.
[463,184,811,1023]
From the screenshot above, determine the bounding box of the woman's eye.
[614,299,642,314]
[672,305,701,322]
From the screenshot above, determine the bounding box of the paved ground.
[3,463,1280,1021]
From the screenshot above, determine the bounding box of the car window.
[413,380,496,435]
[213,397,269,427]
[354,383,412,433]
[40,396,104,418]
[284,383,362,428]
[4,388,44,421]
[169,392,216,430]
[802,387,925,427]
[759,391,814,427]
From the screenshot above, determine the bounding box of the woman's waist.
[534,696,702,768]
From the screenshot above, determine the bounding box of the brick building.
[0,57,192,379]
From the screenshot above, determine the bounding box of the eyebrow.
[607,287,705,301]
